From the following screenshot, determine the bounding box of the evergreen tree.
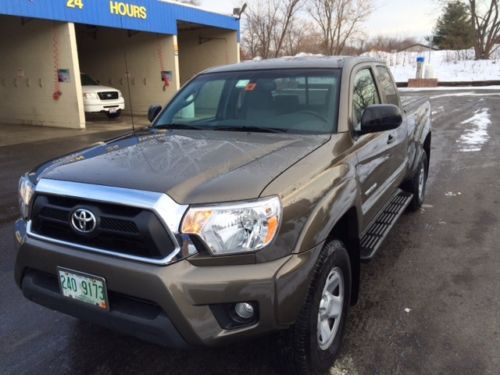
[434,1,474,50]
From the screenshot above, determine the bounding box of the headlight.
[181,197,281,256]
[83,92,98,99]
[18,174,35,219]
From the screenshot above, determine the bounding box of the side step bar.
[360,190,413,261]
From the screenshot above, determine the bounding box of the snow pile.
[365,48,500,83]
[457,108,491,152]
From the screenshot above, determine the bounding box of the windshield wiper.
[155,123,206,130]
[212,125,288,133]
[156,124,288,133]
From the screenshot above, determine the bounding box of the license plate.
[57,268,109,311]
[108,108,118,114]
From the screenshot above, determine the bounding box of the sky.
[198,0,442,39]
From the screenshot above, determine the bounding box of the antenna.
[123,47,136,133]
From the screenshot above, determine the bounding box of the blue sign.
[0,0,239,35]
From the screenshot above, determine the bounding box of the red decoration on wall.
[52,91,62,100]
[52,25,62,101]
[157,43,169,91]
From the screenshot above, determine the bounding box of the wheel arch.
[423,132,431,168]
[291,177,362,306]
[325,207,360,305]
[275,204,362,326]
[403,129,431,189]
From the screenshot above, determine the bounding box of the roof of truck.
[204,56,381,73]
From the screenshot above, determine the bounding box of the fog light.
[234,302,255,320]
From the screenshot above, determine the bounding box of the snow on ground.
[457,108,491,153]
[427,92,500,99]
[365,48,500,83]
[249,48,500,83]
[400,86,500,91]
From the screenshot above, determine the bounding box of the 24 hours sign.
[0,0,239,36]
[66,0,147,20]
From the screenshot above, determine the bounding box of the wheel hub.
[418,164,426,201]
[317,267,344,350]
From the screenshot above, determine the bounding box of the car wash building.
[0,0,240,129]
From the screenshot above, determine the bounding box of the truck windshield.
[81,73,98,86]
[155,69,341,134]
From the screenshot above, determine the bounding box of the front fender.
[293,176,361,253]
[258,133,360,261]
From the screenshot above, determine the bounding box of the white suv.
[81,73,125,119]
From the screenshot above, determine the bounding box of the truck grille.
[98,91,119,100]
[30,194,176,260]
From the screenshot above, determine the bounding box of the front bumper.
[21,268,188,347]
[84,98,125,113]
[14,219,321,348]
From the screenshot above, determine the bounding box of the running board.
[360,190,413,261]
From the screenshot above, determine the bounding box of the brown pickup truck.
[15,56,431,374]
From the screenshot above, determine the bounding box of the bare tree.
[283,22,320,55]
[274,0,303,56]
[362,36,419,53]
[243,0,303,59]
[308,0,373,55]
[243,1,278,58]
[468,0,500,59]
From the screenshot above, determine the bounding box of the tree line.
[240,0,500,60]
[242,0,372,59]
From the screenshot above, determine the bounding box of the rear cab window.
[375,66,400,106]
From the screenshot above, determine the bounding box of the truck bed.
[400,94,429,114]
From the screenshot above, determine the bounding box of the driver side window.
[352,68,380,125]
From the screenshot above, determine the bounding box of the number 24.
[67,0,84,10]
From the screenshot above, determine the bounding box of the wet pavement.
[0,113,143,148]
[1,90,499,374]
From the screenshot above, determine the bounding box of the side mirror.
[148,105,162,123]
[360,104,402,135]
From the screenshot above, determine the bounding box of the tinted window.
[156,69,341,134]
[81,73,98,86]
[376,66,399,106]
[352,69,380,123]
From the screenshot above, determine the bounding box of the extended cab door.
[351,66,398,230]
[373,65,408,186]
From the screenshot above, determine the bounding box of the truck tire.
[277,240,351,375]
[408,152,428,211]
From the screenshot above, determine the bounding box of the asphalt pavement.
[0,90,499,374]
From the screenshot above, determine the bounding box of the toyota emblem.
[71,208,97,234]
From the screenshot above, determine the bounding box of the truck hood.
[35,129,330,204]
[81,85,120,94]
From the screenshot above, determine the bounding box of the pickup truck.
[14,56,431,374]
[81,73,125,119]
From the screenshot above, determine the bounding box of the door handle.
[387,134,395,144]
